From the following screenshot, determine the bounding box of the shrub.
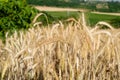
[0,0,38,40]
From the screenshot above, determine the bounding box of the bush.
[0,0,38,40]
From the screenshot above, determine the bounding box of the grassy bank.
[46,11,79,20]
[85,13,120,27]
[43,11,120,28]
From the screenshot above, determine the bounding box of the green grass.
[86,13,120,27]
[46,11,80,20]
[35,11,80,25]
[44,11,120,28]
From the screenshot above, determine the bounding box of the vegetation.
[0,0,120,80]
[0,14,120,79]
[108,2,120,12]
[46,11,79,21]
[27,0,81,8]
[0,0,38,40]
[27,0,120,12]
[110,18,120,28]
[86,13,120,27]
[43,11,120,28]
[0,0,119,41]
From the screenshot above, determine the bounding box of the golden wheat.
[0,13,120,80]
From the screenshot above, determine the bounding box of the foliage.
[27,0,81,8]
[108,2,120,12]
[0,0,38,40]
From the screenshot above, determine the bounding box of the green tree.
[0,0,38,40]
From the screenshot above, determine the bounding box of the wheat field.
[0,13,120,80]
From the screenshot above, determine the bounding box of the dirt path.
[34,6,120,16]
[91,12,120,16]
[34,6,85,12]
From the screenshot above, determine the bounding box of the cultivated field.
[0,13,120,80]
